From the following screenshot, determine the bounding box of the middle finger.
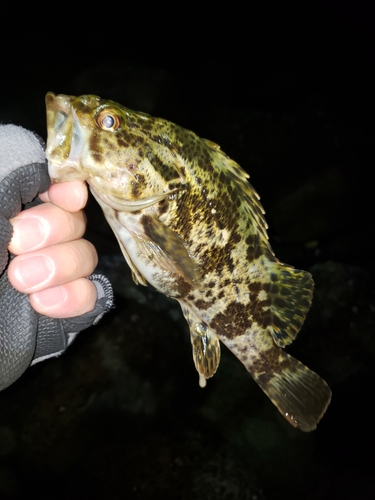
[7,239,98,293]
[8,202,86,254]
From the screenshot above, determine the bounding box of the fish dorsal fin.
[204,139,270,246]
[202,140,313,345]
[266,263,314,347]
[246,257,314,348]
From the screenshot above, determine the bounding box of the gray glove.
[0,124,114,391]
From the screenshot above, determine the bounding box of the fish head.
[45,92,185,212]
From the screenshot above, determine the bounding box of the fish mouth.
[45,92,89,183]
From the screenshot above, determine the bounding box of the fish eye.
[97,111,120,131]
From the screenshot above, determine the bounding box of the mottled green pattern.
[45,92,331,431]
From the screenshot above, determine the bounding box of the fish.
[45,92,331,431]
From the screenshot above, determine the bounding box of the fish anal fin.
[181,304,221,386]
[190,322,221,382]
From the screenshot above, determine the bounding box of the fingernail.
[33,286,66,309]
[11,217,47,251]
[14,256,54,289]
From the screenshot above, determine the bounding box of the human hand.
[0,124,113,391]
[8,181,99,318]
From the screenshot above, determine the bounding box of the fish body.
[45,92,331,431]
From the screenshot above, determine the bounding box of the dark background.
[1,2,374,499]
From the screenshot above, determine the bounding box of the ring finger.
[29,278,98,318]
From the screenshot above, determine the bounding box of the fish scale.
[45,92,331,431]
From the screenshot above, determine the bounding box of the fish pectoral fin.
[180,305,221,387]
[265,264,314,347]
[221,330,331,432]
[135,215,200,284]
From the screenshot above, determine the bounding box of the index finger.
[39,181,88,212]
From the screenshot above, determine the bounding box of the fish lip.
[45,93,73,150]
[48,160,89,183]
[46,92,89,182]
[46,92,72,115]
[45,92,73,164]
[88,177,179,212]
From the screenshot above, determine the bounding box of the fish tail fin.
[253,344,331,431]
[224,331,331,431]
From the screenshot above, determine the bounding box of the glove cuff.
[31,274,114,365]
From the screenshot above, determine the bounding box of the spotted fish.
[45,92,331,431]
